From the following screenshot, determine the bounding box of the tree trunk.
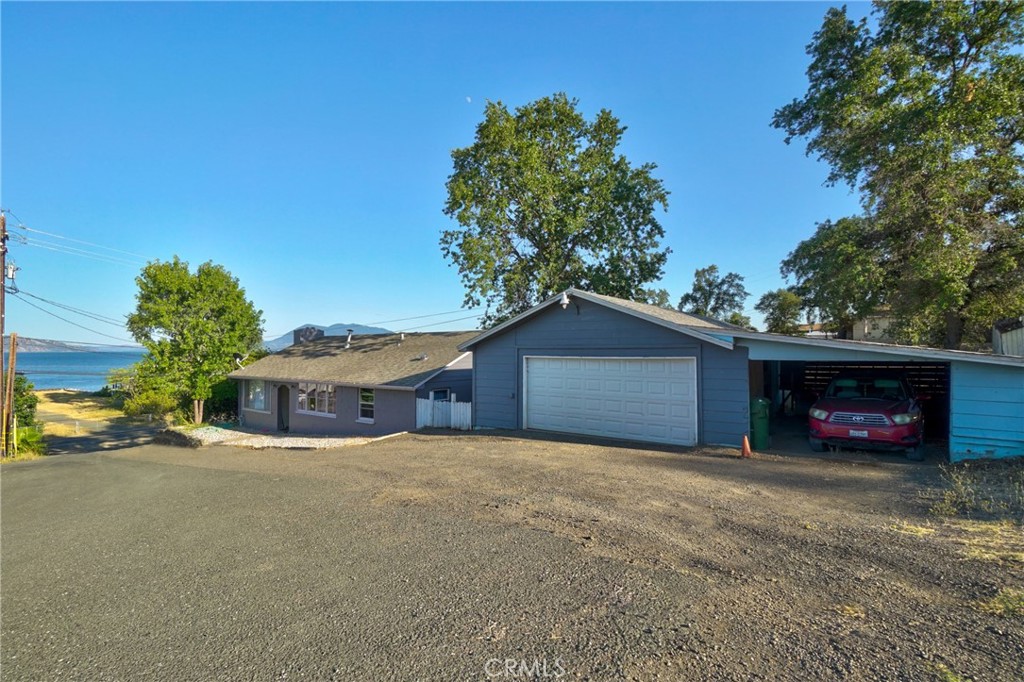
[944,311,964,350]
[193,399,205,424]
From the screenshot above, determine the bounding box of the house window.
[429,388,450,401]
[243,380,267,411]
[358,388,375,422]
[297,382,336,416]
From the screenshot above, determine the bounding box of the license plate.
[849,429,869,438]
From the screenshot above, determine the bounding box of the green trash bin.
[750,397,771,451]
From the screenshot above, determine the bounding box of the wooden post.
[2,333,16,455]
[0,212,7,458]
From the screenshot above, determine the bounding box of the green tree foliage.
[773,1,1024,348]
[755,289,804,335]
[441,93,670,325]
[13,375,39,429]
[781,216,890,337]
[642,288,674,309]
[726,311,755,331]
[677,265,749,319]
[126,257,264,424]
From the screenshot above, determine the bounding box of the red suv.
[808,374,925,460]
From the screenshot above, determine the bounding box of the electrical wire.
[17,236,146,267]
[10,293,136,343]
[17,290,127,327]
[365,308,482,326]
[397,313,482,332]
[10,223,152,261]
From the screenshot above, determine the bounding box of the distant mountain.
[2,336,144,353]
[263,324,393,352]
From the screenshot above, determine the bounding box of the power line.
[365,308,482,326]
[10,223,152,261]
[16,235,146,267]
[10,293,135,344]
[397,313,482,332]
[262,307,484,340]
[17,290,127,327]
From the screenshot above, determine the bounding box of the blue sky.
[1,2,869,344]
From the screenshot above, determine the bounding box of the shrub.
[123,390,178,418]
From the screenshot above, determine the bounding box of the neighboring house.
[993,316,1024,356]
[850,314,896,343]
[796,323,835,339]
[229,331,477,436]
[459,289,1024,461]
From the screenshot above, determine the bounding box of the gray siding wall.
[416,354,473,403]
[238,380,415,436]
[471,301,749,446]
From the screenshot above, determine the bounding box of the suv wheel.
[906,443,925,461]
[809,437,827,453]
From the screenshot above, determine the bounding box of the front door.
[277,385,289,432]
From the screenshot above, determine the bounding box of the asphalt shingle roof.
[582,291,741,330]
[229,331,478,389]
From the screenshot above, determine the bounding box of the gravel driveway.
[2,432,1021,680]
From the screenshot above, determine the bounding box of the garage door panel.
[525,357,697,446]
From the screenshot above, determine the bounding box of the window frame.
[357,388,375,423]
[296,382,337,418]
[243,380,269,413]
[429,388,450,402]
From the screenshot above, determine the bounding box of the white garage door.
[524,357,697,446]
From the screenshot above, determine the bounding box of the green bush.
[13,375,39,428]
[123,390,179,418]
[16,426,45,455]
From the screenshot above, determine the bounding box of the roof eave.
[732,330,1024,367]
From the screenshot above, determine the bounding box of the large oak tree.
[774,1,1024,348]
[441,93,670,325]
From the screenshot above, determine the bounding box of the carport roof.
[729,329,1024,368]
[229,331,479,389]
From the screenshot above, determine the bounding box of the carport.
[726,332,1024,462]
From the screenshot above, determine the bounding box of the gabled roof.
[230,331,479,390]
[458,288,736,351]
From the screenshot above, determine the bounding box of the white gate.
[416,398,472,430]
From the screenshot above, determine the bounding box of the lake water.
[4,351,146,392]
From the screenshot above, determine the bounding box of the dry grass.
[36,390,130,422]
[926,662,968,682]
[890,520,936,536]
[947,519,1024,564]
[977,588,1024,618]
[835,604,866,619]
[925,459,1024,523]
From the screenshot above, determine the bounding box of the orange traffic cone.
[741,434,752,458]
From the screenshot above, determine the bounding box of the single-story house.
[458,289,1024,461]
[229,330,476,436]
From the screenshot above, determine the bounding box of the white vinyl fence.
[416,398,472,430]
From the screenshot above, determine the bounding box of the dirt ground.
[2,431,1021,680]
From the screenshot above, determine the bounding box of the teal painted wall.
[949,362,1024,461]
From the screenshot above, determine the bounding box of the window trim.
[295,382,337,418]
[242,380,270,414]
[429,388,450,402]
[357,388,375,424]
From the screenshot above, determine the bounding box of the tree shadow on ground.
[43,423,164,455]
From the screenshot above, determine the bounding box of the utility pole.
[1,211,7,458]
